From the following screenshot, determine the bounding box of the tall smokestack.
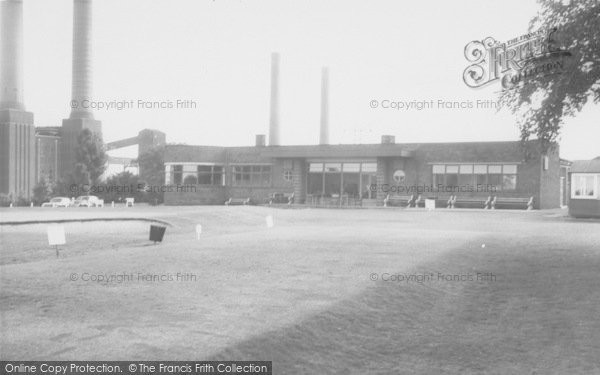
[60,0,102,180]
[0,0,35,199]
[319,67,329,145]
[0,0,25,110]
[70,0,94,119]
[268,52,280,146]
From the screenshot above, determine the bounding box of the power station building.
[0,0,35,198]
[0,0,101,199]
[0,0,163,200]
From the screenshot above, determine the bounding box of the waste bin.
[149,225,167,243]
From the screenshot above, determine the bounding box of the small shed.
[569,157,600,218]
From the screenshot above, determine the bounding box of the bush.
[33,178,52,205]
[100,171,145,203]
[0,193,13,207]
[15,195,31,207]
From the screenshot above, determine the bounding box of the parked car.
[41,197,72,208]
[73,195,102,207]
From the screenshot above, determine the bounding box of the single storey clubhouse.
[163,137,569,209]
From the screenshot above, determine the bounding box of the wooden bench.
[491,196,534,210]
[445,195,457,209]
[414,195,425,207]
[384,194,415,207]
[268,192,295,205]
[225,197,250,206]
[454,196,493,209]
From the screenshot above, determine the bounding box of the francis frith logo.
[463,28,571,90]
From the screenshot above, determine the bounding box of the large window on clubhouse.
[308,162,378,199]
[197,165,224,185]
[432,164,518,191]
[571,174,598,199]
[169,164,223,185]
[232,165,272,186]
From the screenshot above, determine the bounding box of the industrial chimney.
[268,53,281,146]
[70,0,95,120]
[0,0,35,199]
[319,67,329,145]
[0,0,25,110]
[60,0,102,179]
[255,134,266,147]
[381,135,396,144]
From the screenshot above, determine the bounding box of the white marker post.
[195,224,202,240]
[47,224,66,258]
[266,215,274,229]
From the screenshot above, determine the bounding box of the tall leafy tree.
[500,0,599,152]
[73,128,107,185]
[51,178,74,198]
[137,146,165,183]
[136,146,165,204]
[32,178,52,205]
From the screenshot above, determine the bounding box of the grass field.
[1,206,600,374]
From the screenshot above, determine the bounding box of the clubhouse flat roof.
[571,157,600,173]
[260,144,415,158]
[164,140,550,162]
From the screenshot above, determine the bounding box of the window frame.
[307,162,377,197]
[571,173,598,200]
[172,165,183,185]
[231,164,272,187]
[196,165,224,186]
[431,163,518,191]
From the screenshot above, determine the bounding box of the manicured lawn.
[1,207,599,374]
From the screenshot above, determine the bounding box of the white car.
[73,195,102,207]
[41,197,72,208]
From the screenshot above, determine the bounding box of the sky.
[14,0,600,160]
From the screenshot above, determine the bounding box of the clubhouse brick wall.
[164,146,294,205]
[164,186,226,205]
[539,146,561,209]
[164,140,561,209]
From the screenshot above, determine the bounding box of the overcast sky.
[16,0,600,160]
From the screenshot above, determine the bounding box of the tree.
[32,178,52,205]
[500,0,599,152]
[51,178,76,198]
[73,128,107,185]
[51,129,107,198]
[136,146,165,204]
[101,171,145,204]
